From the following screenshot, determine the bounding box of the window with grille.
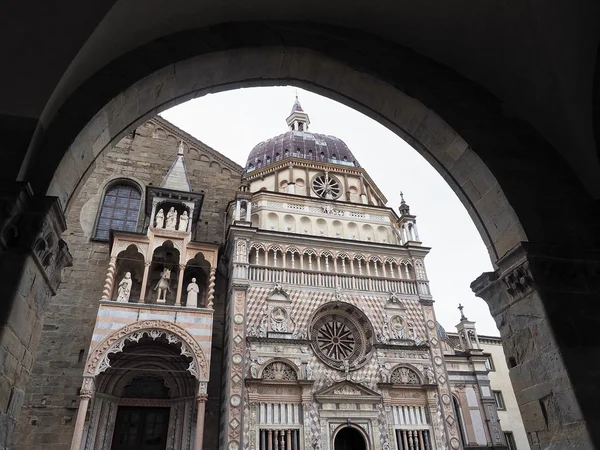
[493,391,505,410]
[95,183,141,239]
[504,431,517,450]
[396,429,432,450]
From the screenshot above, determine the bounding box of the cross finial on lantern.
[458,303,467,321]
[400,191,405,202]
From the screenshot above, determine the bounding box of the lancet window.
[95,182,141,239]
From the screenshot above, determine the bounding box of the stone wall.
[13,117,242,449]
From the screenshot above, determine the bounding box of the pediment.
[315,380,382,404]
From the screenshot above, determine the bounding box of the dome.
[245,131,360,173]
[244,96,360,174]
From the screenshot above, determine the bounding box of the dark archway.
[334,426,367,450]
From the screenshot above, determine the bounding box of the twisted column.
[175,264,186,306]
[206,267,216,308]
[101,256,117,299]
[139,262,151,302]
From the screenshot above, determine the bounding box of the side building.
[441,315,530,450]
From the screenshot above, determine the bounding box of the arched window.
[95,182,142,239]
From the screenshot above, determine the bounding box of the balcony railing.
[244,265,429,296]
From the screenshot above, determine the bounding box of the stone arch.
[84,320,209,381]
[33,23,598,270]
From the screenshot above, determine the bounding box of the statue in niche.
[250,359,259,378]
[117,272,132,302]
[165,207,178,230]
[155,208,165,228]
[425,366,436,384]
[379,363,389,383]
[186,277,199,307]
[178,210,189,232]
[305,362,313,380]
[154,268,171,302]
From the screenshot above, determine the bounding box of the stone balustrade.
[246,265,429,296]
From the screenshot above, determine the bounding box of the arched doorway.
[334,427,367,450]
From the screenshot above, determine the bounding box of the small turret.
[397,192,421,244]
[455,304,482,352]
[233,178,253,224]
[285,95,310,132]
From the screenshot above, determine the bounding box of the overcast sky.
[161,86,498,336]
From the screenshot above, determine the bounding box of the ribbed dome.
[245,131,359,174]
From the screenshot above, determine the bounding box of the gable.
[151,116,243,175]
[315,380,382,404]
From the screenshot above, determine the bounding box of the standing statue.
[186,277,199,307]
[165,207,177,230]
[178,210,189,232]
[155,208,165,228]
[305,363,313,380]
[425,366,436,384]
[117,272,132,302]
[250,359,259,378]
[378,364,389,383]
[154,268,171,303]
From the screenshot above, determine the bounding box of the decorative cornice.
[152,116,243,174]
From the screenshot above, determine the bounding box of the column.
[471,242,600,449]
[194,393,208,450]
[235,200,241,221]
[101,256,117,300]
[246,201,252,222]
[268,430,273,450]
[286,429,292,450]
[70,377,95,450]
[175,264,185,306]
[139,261,151,302]
[150,201,158,227]
[206,267,216,308]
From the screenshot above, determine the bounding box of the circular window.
[310,302,374,371]
[312,173,341,200]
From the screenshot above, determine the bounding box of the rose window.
[310,302,374,371]
[312,173,341,200]
[316,320,356,360]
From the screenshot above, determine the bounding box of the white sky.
[161,86,498,336]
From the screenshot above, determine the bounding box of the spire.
[160,140,191,192]
[286,94,310,131]
[399,191,410,216]
[291,92,304,114]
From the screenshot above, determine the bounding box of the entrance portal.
[111,406,170,450]
[334,427,367,450]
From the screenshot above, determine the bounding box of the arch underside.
[37,24,596,265]
[85,320,209,381]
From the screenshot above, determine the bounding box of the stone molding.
[84,319,209,381]
[0,182,73,294]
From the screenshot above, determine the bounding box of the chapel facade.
[14,100,513,450]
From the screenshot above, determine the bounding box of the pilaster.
[0,183,72,449]
[472,242,600,450]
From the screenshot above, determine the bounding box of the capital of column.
[79,376,96,398]
[196,394,208,403]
